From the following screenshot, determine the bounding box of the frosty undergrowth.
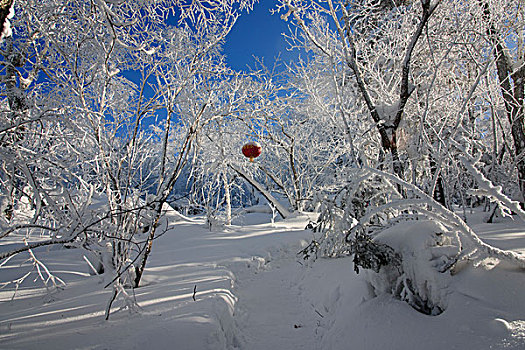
[305,166,525,315]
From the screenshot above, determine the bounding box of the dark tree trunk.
[341,0,436,182]
[134,205,162,288]
[429,155,447,207]
[480,1,525,204]
[0,0,14,42]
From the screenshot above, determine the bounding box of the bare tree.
[281,0,525,313]
[478,0,525,203]
[279,0,441,180]
[0,0,256,315]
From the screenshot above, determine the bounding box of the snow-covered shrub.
[350,230,401,275]
[365,220,460,315]
[305,171,398,258]
[307,165,525,315]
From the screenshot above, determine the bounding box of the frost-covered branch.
[459,155,525,221]
[229,164,291,219]
[362,167,525,269]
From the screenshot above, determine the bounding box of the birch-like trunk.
[229,164,291,219]
[222,172,232,225]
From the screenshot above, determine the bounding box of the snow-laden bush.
[365,220,460,315]
[305,173,395,258]
[306,165,525,315]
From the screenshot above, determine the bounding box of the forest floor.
[0,206,524,349]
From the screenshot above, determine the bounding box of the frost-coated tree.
[278,0,524,205]
[0,0,255,317]
[279,0,442,182]
[191,67,298,223]
[282,0,525,313]
[228,61,355,214]
[186,71,254,227]
[477,0,525,203]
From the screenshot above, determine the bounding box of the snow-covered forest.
[1,0,524,348]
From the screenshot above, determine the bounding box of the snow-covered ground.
[1,208,524,349]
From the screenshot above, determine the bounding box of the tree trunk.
[0,0,14,42]
[134,205,162,288]
[480,0,525,203]
[389,130,405,180]
[222,172,232,225]
[228,164,291,219]
[338,0,435,182]
[289,144,303,211]
[429,155,447,207]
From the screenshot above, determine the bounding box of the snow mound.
[366,220,460,315]
[162,202,196,222]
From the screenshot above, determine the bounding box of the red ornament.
[242,141,262,162]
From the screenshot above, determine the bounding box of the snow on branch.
[361,167,525,269]
[228,164,291,219]
[25,238,66,290]
[459,155,525,221]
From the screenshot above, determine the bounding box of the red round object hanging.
[242,141,262,162]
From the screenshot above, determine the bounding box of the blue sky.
[223,0,298,71]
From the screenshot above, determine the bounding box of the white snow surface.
[1,209,525,349]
